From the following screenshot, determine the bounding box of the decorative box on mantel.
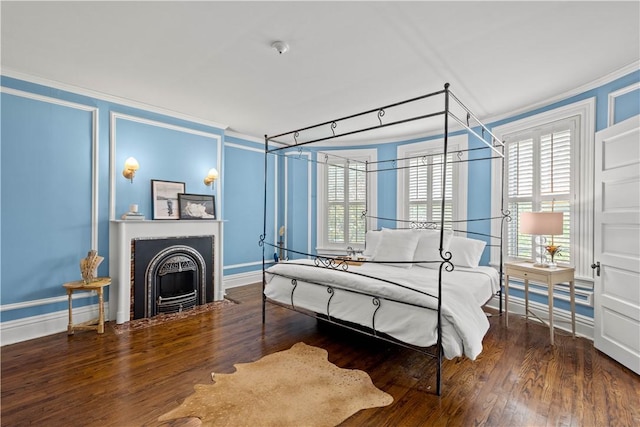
[109,220,224,324]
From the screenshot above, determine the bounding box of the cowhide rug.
[158,342,393,427]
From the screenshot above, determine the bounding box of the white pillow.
[414,229,453,269]
[371,228,421,268]
[448,236,486,268]
[362,230,382,257]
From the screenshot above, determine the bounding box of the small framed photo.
[151,180,185,220]
[178,193,216,220]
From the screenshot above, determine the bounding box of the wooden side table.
[63,277,111,335]
[504,262,575,345]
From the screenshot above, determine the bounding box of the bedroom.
[1,1,639,425]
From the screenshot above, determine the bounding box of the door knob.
[591,261,601,276]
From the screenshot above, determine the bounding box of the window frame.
[491,98,595,286]
[397,135,468,231]
[504,119,575,263]
[316,148,377,254]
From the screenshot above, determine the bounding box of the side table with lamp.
[503,211,575,345]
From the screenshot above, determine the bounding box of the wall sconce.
[204,168,219,187]
[122,157,139,183]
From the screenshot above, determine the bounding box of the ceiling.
[2,1,639,143]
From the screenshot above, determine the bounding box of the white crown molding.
[482,61,640,128]
[2,68,228,131]
[225,130,264,144]
[224,141,264,154]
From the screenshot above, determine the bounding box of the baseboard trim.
[223,271,262,291]
[486,295,594,341]
[1,270,265,346]
[0,302,108,346]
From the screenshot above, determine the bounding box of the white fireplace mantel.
[109,220,224,324]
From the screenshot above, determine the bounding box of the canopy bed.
[260,83,509,395]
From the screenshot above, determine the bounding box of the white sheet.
[264,259,500,360]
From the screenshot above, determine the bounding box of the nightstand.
[504,262,575,345]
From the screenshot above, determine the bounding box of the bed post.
[436,82,452,396]
[365,160,369,234]
[499,145,506,314]
[262,134,269,324]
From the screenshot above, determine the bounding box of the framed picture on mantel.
[151,180,185,220]
[178,193,216,220]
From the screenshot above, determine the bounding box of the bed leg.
[436,349,442,396]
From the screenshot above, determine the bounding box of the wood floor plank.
[1,283,639,426]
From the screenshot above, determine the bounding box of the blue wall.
[2,92,94,321]
[223,136,275,275]
[1,76,226,325]
[1,67,638,333]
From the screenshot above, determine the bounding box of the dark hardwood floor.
[1,283,638,426]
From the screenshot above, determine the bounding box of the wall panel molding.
[608,82,640,127]
[109,112,222,220]
[1,86,100,249]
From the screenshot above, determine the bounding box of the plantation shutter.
[505,119,574,263]
[408,153,454,227]
[327,163,344,243]
[327,160,366,245]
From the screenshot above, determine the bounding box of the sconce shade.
[124,157,139,170]
[519,212,563,235]
[204,168,219,186]
[122,157,139,182]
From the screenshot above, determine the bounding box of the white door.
[593,115,640,375]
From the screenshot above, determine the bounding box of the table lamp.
[519,211,564,268]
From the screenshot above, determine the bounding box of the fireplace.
[133,236,214,320]
[109,220,223,324]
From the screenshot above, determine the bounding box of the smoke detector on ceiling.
[271,41,289,55]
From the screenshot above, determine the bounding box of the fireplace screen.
[133,236,214,319]
[155,254,198,314]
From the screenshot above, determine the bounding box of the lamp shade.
[207,168,219,181]
[124,157,139,171]
[519,212,563,235]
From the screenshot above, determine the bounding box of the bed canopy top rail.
[265,137,503,179]
[265,83,505,161]
[448,91,505,150]
[266,110,446,152]
[265,87,447,149]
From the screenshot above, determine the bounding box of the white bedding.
[264,259,500,360]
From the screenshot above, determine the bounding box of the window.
[397,135,467,230]
[506,120,574,264]
[317,149,376,253]
[407,152,455,227]
[491,98,595,284]
[326,160,366,244]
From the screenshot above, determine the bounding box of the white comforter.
[265,259,499,360]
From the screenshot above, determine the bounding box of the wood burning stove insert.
[132,236,214,319]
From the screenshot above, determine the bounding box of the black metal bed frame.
[260,83,509,396]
